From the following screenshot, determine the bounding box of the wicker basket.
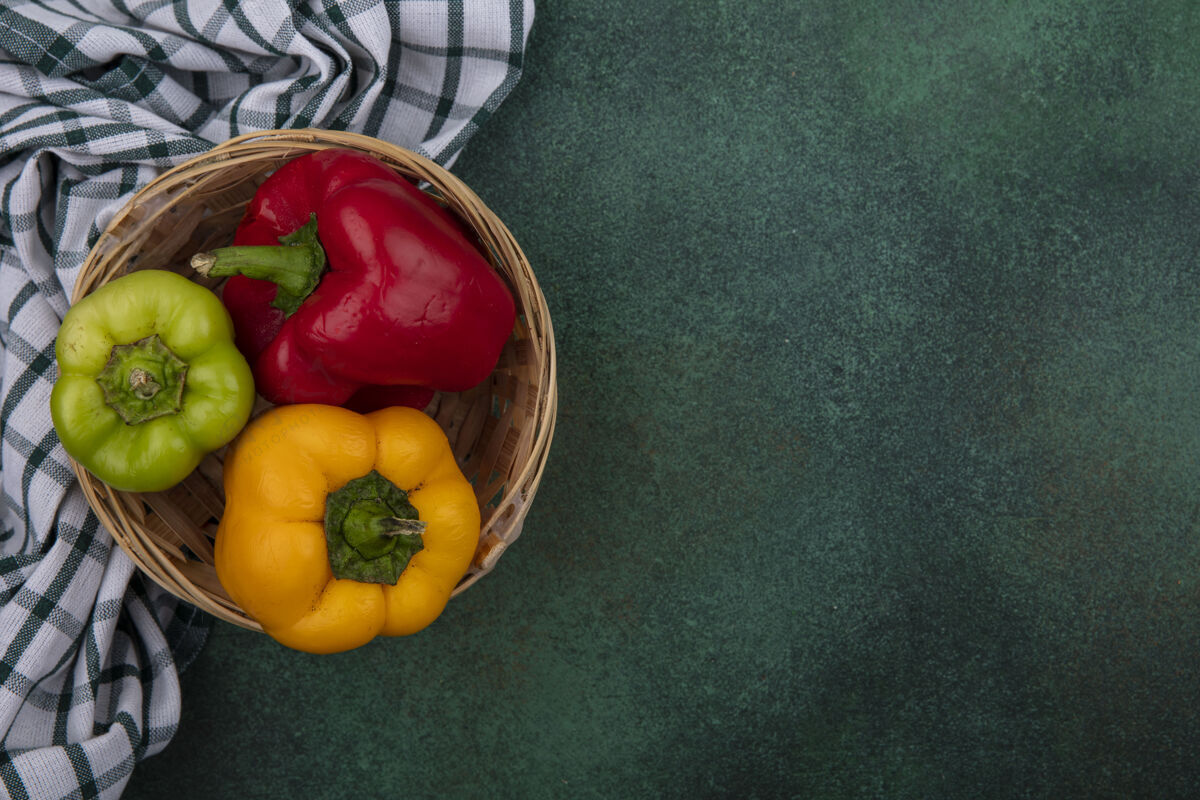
[69,129,557,631]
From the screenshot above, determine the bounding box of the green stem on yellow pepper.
[324,470,426,584]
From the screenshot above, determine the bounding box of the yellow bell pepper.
[214,404,479,654]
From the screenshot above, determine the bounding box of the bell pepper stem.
[190,214,326,316]
[127,367,160,400]
[96,335,188,425]
[379,517,428,537]
[324,470,426,584]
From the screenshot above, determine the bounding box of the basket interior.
[72,131,556,630]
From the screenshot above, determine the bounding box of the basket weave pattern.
[70,130,557,630]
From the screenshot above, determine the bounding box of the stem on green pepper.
[190,213,326,316]
[96,335,188,425]
[127,367,161,400]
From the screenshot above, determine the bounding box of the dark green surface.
[126,1,1200,797]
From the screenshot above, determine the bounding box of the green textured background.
[125,1,1200,797]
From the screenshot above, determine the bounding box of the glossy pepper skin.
[214,404,480,654]
[194,149,516,409]
[51,270,255,492]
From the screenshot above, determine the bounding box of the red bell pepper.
[191,149,515,409]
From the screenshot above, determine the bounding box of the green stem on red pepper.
[191,213,326,316]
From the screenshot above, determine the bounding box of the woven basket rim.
[68,129,557,630]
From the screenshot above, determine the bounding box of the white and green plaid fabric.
[0,1,533,797]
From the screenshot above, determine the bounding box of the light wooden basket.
[69,129,557,631]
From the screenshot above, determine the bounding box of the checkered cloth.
[0,1,533,797]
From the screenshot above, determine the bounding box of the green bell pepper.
[51,269,255,492]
